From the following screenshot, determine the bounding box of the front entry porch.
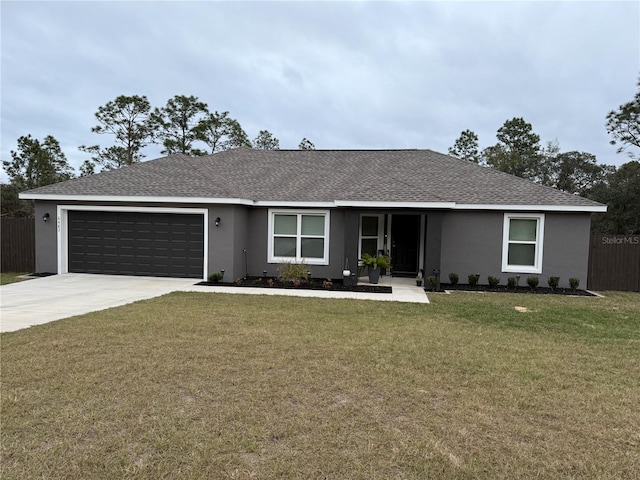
[358,213,426,278]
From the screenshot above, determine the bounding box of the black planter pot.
[368,266,381,284]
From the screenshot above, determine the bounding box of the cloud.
[1,0,638,181]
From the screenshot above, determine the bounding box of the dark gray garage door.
[68,210,204,278]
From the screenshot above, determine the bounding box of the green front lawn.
[2,291,639,479]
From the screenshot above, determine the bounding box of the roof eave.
[453,203,607,213]
[19,193,255,206]
[20,193,607,213]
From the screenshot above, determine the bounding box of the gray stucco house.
[21,148,606,288]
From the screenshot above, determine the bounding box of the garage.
[68,210,205,278]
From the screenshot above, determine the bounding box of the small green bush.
[527,276,539,289]
[548,276,560,290]
[428,275,438,290]
[277,262,309,284]
[487,276,500,288]
[360,253,391,270]
[208,272,224,283]
[569,277,580,290]
[468,273,480,287]
[507,277,517,289]
[449,273,459,286]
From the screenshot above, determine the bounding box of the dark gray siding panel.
[440,211,592,288]
[206,204,244,280]
[424,212,443,277]
[245,208,269,277]
[68,210,204,278]
[343,210,360,276]
[440,211,503,282]
[542,213,591,286]
[34,202,58,274]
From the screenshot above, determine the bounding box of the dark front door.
[68,210,204,278]
[391,214,420,276]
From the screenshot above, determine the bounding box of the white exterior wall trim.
[335,200,457,209]
[56,204,209,280]
[23,194,253,206]
[255,201,336,207]
[23,193,607,213]
[455,203,606,213]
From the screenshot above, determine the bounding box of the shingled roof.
[21,148,605,211]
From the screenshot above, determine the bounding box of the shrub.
[428,275,438,290]
[360,253,391,270]
[468,273,480,287]
[527,276,539,289]
[548,276,560,290]
[208,272,224,283]
[487,276,500,288]
[449,273,459,286]
[569,277,580,290]
[277,262,309,284]
[507,277,516,289]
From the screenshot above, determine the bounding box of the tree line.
[2,85,639,233]
[448,118,618,196]
[446,77,640,234]
[77,94,314,174]
[1,94,314,216]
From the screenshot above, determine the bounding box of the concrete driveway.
[0,274,198,333]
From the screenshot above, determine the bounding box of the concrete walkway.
[1,274,429,333]
[180,275,430,304]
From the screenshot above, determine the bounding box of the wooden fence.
[588,234,640,292]
[1,217,35,272]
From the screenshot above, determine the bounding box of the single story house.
[21,148,606,288]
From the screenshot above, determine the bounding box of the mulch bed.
[433,283,596,296]
[196,276,392,294]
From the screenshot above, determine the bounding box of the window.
[359,214,384,259]
[502,213,544,273]
[268,210,329,264]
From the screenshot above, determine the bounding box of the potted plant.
[360,253,391,284]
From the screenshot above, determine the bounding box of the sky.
[1,0,639,181]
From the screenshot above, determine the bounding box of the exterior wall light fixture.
[215,217,221,227]
[43,213,50,222]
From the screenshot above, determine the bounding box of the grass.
[1,291,639,479]
[0,272,31,285]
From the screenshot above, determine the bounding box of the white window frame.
[358,214,385,260]
[502,213,545,274]
[267,209,330,265]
